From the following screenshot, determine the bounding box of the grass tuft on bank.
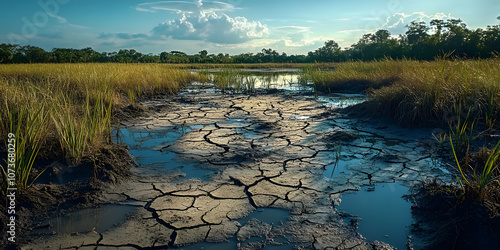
[0,63,200,193]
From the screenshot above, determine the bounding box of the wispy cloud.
[273,26,311,32]
[98,33,150,40]
[47,12,87,29]
[136,0,235,14]
[339,28,371,34]
[332,18,350,21]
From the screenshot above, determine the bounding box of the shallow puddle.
[193,69,314,93]
[32,205,138,236]
[317,93,366,108]
[237,207,290,225]
[338,182,413,249]
[115,127,214,180]
[324,157,362,179]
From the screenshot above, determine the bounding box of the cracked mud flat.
[24,84,453,249]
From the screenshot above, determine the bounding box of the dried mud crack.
[23,88,453,249]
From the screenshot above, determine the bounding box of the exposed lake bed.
[18,69,498,249]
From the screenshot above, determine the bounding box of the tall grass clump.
[51,95,88,162]
[0,83,49,193]
[0,63,201,193]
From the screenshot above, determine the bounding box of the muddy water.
[25,70,455,249]
[31,205,139,236]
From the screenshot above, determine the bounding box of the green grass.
[449,103,477,151]
[0,63,201,193]
[451,137,500,201]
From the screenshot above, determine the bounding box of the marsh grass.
[306,59,500,127]
[449,103,477,151]
[52,95,88,161]
[373,59,500,126]
[0,63,200,192]
[0,84,49,192]
[305,60,402,93]
[208,69,259,93]
[484,86,497,130]
[432,133,448,150]
[165,63,336,70]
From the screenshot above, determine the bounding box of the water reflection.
[317,94,366,108]
[193,69,314,93]
[113,127,214,180]
[338,183,413,249]
[32,205,138,236]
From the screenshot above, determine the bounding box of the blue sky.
[1,0,499,55]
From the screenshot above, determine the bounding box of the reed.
[432,133,448,150]
[449,103,477,151]
[450,137,500,200]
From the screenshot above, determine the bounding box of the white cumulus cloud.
[381,12,456,35]
[149,2,269,44]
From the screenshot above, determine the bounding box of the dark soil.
[0,107,138,248]
[315,77,398,94]
[410,183,500,250]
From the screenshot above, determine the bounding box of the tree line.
[1,18,499,64]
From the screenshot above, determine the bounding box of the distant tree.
[430,19,446,38]
[405,21,430,44]
[483,24,500,56]
[159,52,169,63]
[18,45,50,63]
[373,29,390,43]
[199,50,208,58]
[0,44,15,63]
[52,48,77,63]
[139,53,160,63]
[309,40,341,62]
[75,47,98,62]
